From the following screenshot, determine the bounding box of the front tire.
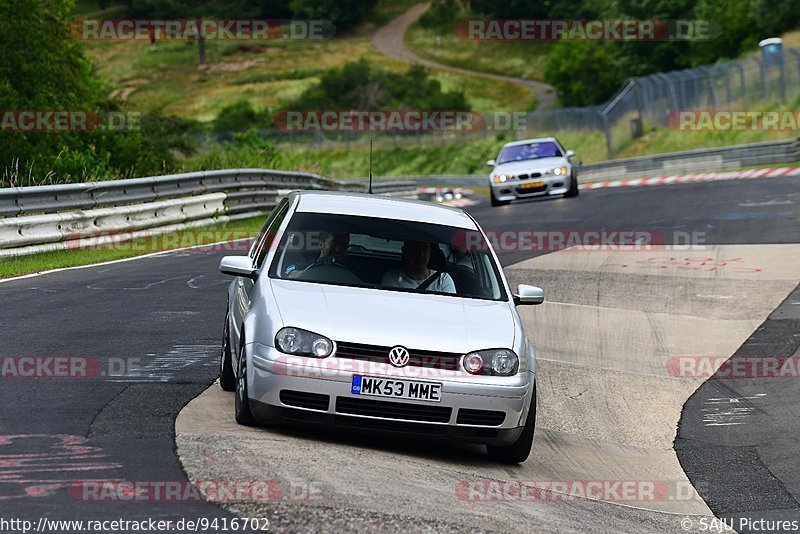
[487,385,536,464]
[219,311,236,391]
[564,174,579,197]
[490,189,510,207]
[234,334,257,426]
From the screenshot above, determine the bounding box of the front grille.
[336,397,452,423]
[335,341,462,370]
[516,172,542,180]
[516,184,547,194]
[280,390,330,411]
[457,409,506,426]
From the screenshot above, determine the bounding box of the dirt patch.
[206,58,264,73]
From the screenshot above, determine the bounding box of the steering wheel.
[299,261,362,284]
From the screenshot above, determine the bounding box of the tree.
[289,0,377,32]
[690,0,758,66]
[609,0,696,76]
[0,0,197,184]
[544,41,622,106]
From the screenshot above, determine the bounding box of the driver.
[285,231,350,278]
[381,240,456,294]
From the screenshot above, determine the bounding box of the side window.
[252,199,290,269]
[249,200,285,259]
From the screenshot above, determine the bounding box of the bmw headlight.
[275,327,333,358]
[462,349,519,376]
[492,174,513,183]
[545,167,568,176]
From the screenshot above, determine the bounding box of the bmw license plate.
[521,180,545,189]
[351,375,442,402]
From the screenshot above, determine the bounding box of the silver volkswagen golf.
[218,191,544,463]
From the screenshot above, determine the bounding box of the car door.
[231,198,290,357]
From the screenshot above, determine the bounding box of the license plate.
[351,375,442,402]
[521,180,545,189]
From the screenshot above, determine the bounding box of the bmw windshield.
[498,141,562,164]
[268,212,508,301]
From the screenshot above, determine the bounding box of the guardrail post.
[755,57,767,99]
[602,113,613,160]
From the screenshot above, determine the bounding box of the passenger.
[381,240,456,294]
[285,231,349,278]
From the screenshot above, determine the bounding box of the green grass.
[82,4,531,122]
[405,22,552,82]
[181,130,607,178]
[0,215,266,279]
[615,123,799,160]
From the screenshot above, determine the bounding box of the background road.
[371,3,557,110]
[1,176,798,532]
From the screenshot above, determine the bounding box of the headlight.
[275,327,333,358]
[492,174,512,183]
[463,353,484,374]
[546,167,568,176]
[462,349,519,376]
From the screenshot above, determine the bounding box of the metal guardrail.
[576,137,800,181]
[0,169,417,257]
[0,169,412,218]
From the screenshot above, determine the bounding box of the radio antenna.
[368,138,374,194]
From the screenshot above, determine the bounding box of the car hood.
[269,280,515,353]
[492,157,567,175]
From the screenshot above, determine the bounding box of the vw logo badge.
[388,346,410,368]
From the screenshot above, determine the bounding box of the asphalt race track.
[1,175,799,533]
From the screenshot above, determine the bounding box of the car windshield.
[268,212,507,301]
[498,141,562,164]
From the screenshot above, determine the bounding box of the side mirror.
[486,159,496,167]
[513,284,544,305]
[565,150,575,159]
[219,256,257,279]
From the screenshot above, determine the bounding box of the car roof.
[290,190,478,229]
[502,137,559,148]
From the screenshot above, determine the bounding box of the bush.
[213,100,268,133]
[286,59,470,111]
[418,0,460,29]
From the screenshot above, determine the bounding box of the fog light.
[312,338,332,357]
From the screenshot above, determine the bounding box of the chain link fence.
[601,48,800,157]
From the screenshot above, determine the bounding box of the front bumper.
[491,174,572,201]
[245,343,534,445]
